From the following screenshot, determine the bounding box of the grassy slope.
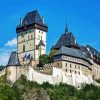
[0,75,100,100]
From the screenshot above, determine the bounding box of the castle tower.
[16,10,48,65]
[6,51,20,83]
[53,21,80,50]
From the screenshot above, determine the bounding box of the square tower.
[16,10,48,65]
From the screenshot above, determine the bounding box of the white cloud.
[0,52,10,66]
[0,37,17,66]
[0,47,16,66]
[5,38,17,47]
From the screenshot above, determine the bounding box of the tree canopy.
[0,75,100,100]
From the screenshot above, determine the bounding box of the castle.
[4,10,100,87]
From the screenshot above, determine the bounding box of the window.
[75,71,77,74]
[65,63,67,67]
[70,64,71,68]
[66,69,67,72]
[78,66,80,69]
[70,70,71,73]
[39,31,40,33]
[57,63,59,66]
[23,45,25,52]
[75,65,76,68]
[78,72,80,75]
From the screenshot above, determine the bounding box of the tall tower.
[6,51,20,83]
[16,10,48,65]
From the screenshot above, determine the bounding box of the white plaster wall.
[28,67,53,84]
[52,67,62,77]
[35,29,46,60]
[6,66,18,83]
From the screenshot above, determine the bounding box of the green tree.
[77,84,100,100]
[38,54,49,67]
[0,84,17,100]
[48,48,56,63]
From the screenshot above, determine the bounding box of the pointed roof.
[22,10,46,27]
[38,40,45,46]
[7,51,20,66]
[65,20,68,33]
[54,32,79,49]
[55,46,88,60]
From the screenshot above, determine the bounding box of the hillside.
[0,75,100,100]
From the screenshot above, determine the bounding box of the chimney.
[42,16,44,24]
[20,18,22,26]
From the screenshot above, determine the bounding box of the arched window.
[23,45,25,52]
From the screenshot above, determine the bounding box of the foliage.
[38,54,49,67]
[77,84,100,100]
[38,48,56,67]
[41,82,53,89]
[48,48,56,63]
[0,74,6,84]
[0,84,18,100]
[0,75,100,100]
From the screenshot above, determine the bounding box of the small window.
[70,64,71,68]
[78,72,80,75]
[57,63,59,66]
[70,70,71,73]
[75,71,77,74]
[66,69,67,72]
[75,65,76,68]
[65,63,67,67]
[23,45,25,52]
[78,66,80,69]
[39,31,40,33]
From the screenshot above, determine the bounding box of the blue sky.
[0,0,100,65]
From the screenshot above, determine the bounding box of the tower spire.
[65,20,68,34]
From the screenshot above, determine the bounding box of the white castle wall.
[27,66,93,86]
[28,67,53,84]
